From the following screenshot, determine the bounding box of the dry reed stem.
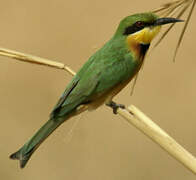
[152,0,195,61]
[1,46,196,174]
[119,106,196,174]
[0,47,76,75]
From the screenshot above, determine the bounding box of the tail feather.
[10,146,36,168]
[10,118,64,168]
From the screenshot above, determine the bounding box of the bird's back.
[51,36,142,118]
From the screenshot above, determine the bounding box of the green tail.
[10,118,64,168]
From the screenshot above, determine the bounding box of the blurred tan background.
[0,0,195,179]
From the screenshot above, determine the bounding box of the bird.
[10,12,183,168]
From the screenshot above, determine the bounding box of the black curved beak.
[154,17,184,26]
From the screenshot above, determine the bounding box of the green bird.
[10,12,183,168]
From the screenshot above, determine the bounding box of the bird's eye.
[135,21,144,27]
[123,21,145,35]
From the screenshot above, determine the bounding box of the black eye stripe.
[123,25,144,35]
[123,21,154,35]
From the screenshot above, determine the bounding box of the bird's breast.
[126,36,150,61]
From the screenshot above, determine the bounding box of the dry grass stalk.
[0,47,196,173]
[152,0,195,61]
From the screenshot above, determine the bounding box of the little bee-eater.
[10,12,183,168]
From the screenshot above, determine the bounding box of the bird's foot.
[106,101,125,114]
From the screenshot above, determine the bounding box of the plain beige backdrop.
[0,0,195,179]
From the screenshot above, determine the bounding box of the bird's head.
[115,13,183,48]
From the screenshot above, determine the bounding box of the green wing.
[50,59,100,118]
[50,37,139,118]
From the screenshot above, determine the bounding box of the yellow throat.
[126,26,161,59]
[127,26,161,44]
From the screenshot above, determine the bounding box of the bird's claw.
[106,101,125,114]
